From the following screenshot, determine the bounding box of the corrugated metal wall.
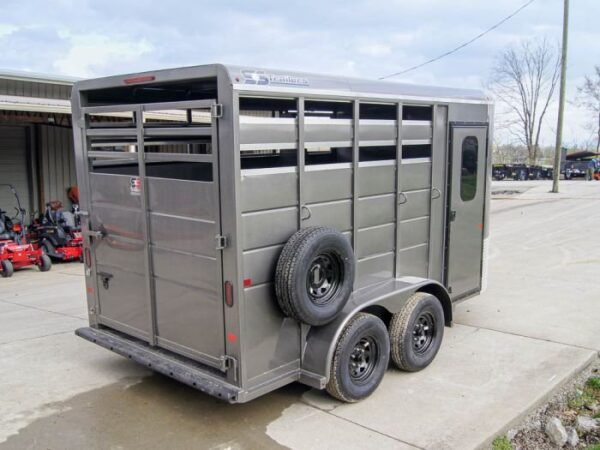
[37,124,76,208]
[0,126,31,216]
[0,79,71,100]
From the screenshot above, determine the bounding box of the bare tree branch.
[488,38,561,164]
[575,65,600,151]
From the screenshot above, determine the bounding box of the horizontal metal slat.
[87,128,137,137]
[144,153,213,163]
[144,127,212,137]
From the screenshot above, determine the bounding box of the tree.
[489,39,561,165]
[576,66,600,151]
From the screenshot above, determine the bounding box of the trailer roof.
[74,63,491,105]
[225,64,490,104]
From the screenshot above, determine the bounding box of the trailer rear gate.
[84,100,227,370]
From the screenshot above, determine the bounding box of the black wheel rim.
[349,336,378,383]
[306,252,342,306]
[412,312,435,354]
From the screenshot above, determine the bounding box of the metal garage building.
[0,70,78,221]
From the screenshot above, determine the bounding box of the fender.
[300,278,452,387]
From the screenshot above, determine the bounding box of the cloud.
[52,33,154,77]
[0,24,18,38]
[357,43,393,57]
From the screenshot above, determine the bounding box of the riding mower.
[0,184,51,278]
[30,200,83,262]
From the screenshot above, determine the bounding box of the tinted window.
[461,136,478,201]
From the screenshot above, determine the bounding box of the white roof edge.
[0,94,72,114]
[0,69,80,86]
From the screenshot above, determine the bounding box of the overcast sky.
[1,0,598,146]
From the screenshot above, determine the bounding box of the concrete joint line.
[455,322,600,353]
[0,329,74,346]
[0,298,86,322]
[300,399,425,450]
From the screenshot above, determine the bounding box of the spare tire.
[275,227,355,326]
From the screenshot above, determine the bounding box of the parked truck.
[72,64,493,403]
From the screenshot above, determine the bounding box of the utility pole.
[552,0,569,193]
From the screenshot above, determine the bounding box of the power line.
[378,0,536,80]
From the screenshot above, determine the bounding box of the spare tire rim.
[306,252,342,306]
[413,312,435,354]
[349,336,378,383]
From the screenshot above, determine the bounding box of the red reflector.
[123,75,156,85]
[478,223,484,230]
[86,287,94,294]
[224,281,234,307]
[84,248,92,268]
[243,278,252,288]
[227,332,238,343]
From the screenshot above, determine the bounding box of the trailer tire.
[39,255,52,272]
[275,227,355,326]
[389,292,444,372]
[326,313,390,402]
[1,260,14,278]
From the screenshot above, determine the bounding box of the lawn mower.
[0,184,51,278]
[30,200,83,262]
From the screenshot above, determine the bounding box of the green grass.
[492,436,513,450]
[586,377,600,391]
[568,376,600,412]
[584,444,600,450]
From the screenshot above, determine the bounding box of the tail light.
[13,224,22,233]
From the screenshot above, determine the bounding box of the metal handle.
[431,187,441,200]
[301,205,312,221]
[83,229,105,240]
[397,192,408,205]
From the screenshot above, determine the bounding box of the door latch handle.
[449,210,457,222]
[97,272,113,289]
[431,187,441,200]
[397,192,408,205]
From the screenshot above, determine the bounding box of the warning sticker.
[130,177,142,195]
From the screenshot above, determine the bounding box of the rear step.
[75,327,242,403]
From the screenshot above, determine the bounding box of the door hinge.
[211,103,223,119]
[215,234,228,250]
[449,210,457,222]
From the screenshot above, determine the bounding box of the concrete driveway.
[0,180,598,449]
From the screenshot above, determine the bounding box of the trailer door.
[82,101,226,370]
[446,124,487,299]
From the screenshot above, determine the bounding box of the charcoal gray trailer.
[72,64,493,403]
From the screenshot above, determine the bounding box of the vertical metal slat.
[352,100,360,251]
[297,97,305,229]
[137,107,158,345]
[394,102,403,278]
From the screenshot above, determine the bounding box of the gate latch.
[211,103,223,119]
[220,355,239,381]
[97,272,113,289]
[215,235,228,250]
[83,229,105,241]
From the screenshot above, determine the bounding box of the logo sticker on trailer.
[130,177,142,195]
[241,70,309,87]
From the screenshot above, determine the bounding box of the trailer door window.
[460,136,478,201]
